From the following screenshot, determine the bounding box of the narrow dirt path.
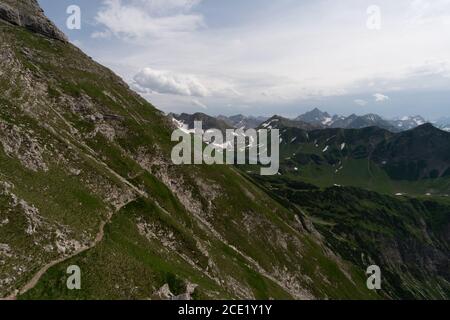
[0,107,148,300]
[2,198,135,300]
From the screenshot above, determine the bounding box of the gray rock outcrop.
[0,0,67,42]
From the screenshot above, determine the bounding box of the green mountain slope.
[263,123,450,196]
[0,0,380,300]
[250,174,450,299]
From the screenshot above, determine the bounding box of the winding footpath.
[2,198,134,300]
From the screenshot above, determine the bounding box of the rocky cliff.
[0,0,67,42]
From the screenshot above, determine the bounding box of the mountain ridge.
[180,109,433,133]
[0,0,382,300]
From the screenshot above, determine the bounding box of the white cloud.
[86,0,450,116]
[91,30,112,39]
[138,0,202,14]
[191,99,207,109]
[133,67,209,97]
[408,59,450,77]
[93,0,204,39]
[407,0,450,25]
[354,99,368,106]
[373,93,390,102]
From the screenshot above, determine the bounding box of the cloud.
[373,93,390,102]
[409,59,450,78]
[93,0,204,39]
[191,99,207,109]
[91,30,112,39]
[354,99,368,106]
[138,0,202,14]
[133,67,209,97]
[84,0,450,116]
[407,0,450,25]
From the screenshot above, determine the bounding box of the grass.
[1,22,426,300]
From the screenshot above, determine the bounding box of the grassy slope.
[250,173,450,299]
[270,127,450,196]
[0,22,379,299]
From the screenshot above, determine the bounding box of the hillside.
[0,0,382,300]
[248,176,450,299]
[252,121,450,196]
[169,112,234,133]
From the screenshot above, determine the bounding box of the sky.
[38,0,450,119]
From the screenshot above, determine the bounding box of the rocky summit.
[0,0,66,42]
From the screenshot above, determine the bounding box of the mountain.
[259,115,322,131]
[0,0,385,300]
[217,114,269,129]
[295,109,430,132]
[343,114,398,132]
[295,108,333,126]
[179,109,433,134]
[248,178,450,299]
[435,117,450,132]
[329,114,358,128]
[260,122,450,196]
[0,0,66,41]
[169,112,233,133]
[373,124,450,180]
[391,116,426,131]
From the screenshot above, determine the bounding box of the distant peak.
[270,114,285,120]
[415,123,434,129]
[410,123,442,133]
[308,107,326,114]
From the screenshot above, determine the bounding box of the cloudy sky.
[38,0,450,119]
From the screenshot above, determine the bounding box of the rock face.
[0,0,67,42]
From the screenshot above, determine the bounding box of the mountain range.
[217,114,269,130]
[171,108,438,133]
[266,119,450,185]
[295,108,429,132]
